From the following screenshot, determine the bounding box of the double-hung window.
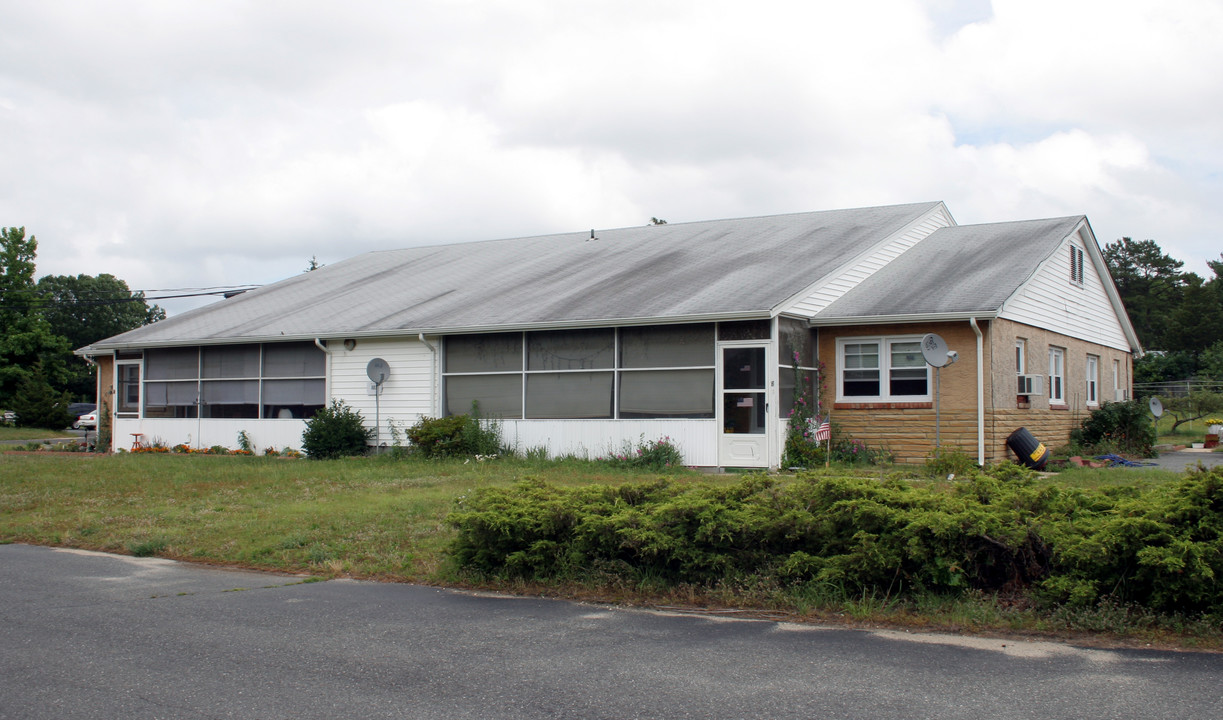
[1085,355,1099,406]
[837,337,930,402]
[1048,347,1066,405]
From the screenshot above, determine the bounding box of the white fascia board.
[90,311,776,350]
[771,201,956,318]
[1077,218,1143,353]
[809,311,997,327]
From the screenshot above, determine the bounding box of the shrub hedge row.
[446,465,1223,615]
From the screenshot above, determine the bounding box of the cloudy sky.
[2,0,1220,314]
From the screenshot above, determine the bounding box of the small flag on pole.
[813,417,831,442]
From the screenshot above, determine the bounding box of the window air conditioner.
[1018,374,1044,396]
[1114,388,1127,402]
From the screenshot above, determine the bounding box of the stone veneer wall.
[820,319,1133,465]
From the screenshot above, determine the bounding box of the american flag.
[813,417,831,442]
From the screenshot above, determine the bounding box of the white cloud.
[1,0,1221,313]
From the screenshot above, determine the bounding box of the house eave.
[809,311,998,327]
[84,310,777,351]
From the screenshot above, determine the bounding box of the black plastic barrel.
[1006,427,1049,470]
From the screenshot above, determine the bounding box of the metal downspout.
[969,318,985,466]
[313,339,331,405]
[419,333,438,417]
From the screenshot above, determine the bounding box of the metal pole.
[935,366,941,450]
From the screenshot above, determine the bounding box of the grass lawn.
[1154,413,1223,447]
[1,452,1217,650]
[0,426,78,442]
[0,453,715,581]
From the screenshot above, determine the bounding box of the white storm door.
[718,345,769,467]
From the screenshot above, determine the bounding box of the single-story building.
[79,201,1140,466]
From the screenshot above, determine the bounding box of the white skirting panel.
[112,418,307,453]
[500,419,719,467]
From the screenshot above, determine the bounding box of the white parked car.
[73,411,97,430]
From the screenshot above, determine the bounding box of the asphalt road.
[2,544,1221,720]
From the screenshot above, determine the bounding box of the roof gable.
[812,216,1087,320]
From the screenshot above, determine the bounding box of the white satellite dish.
[921,333,957,368]
[366,358,390,385]
[366,358,390,450]
[921,333,959,452]
[1149,396,1164,418]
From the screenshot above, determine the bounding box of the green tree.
[35,273,165,399]
[10,364,74,429]
[0,227,69,406]
[1164,275,1223,354]
[1200,340,1223,381]
[1103,237,1190,350]
[1133,351,1197,387]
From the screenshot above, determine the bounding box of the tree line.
[1,226,163,427]
[1103,237,1223,383]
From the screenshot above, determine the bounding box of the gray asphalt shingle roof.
[89,202,942,349]
[814,216,1084,320]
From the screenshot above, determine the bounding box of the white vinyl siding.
[784,205,953,316]
[330,337,437,430]
[999,229,1130,351]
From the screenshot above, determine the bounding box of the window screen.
[620,324,714,368]
[445,374,523,418]
[445,334,523,373]
[145,348,199,380]
[525,372,614,418]
[202,345,260,379]
[527,329,615,371]
[262,342,325,377]
[619,369,714,418]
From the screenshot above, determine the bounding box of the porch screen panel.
[527,329,614,371]
[202,345,259,378]
[145,348,199,380]
[263,379,325,419]
[779,317,817,416]
[144,381,198,418]
[525,372,613,418]
[445,374,523,418]
[779,369,815,417]
[619,369,714,418]
[445,334,523,373]
[263,342,325,377]
[201,380,259,419]
[619,324,713,368]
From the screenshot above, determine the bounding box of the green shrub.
[462,402,504,456]
[596,436,686,471]
[830,438,891,465]
[301,400,372,459]
[1070,400,1157,456]
[925,446,978,478]
[446,465,1223,617]
[406,415,469,458]
[10,371,74,430]
[406,403,504,459]
[782,432,826,469]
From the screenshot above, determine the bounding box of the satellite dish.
[366,358,390,385]
[1149,396,1164,418]
[921,334,954,368]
